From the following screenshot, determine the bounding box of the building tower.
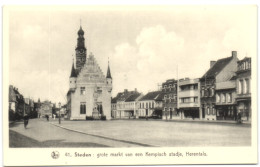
[69,59,77,89]
[106,59,112,92]
[75,26,87,70]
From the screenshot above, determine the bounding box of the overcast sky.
[8,5,256,105]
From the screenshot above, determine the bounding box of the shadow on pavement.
[9,121,24,128]
[9,130,109,148]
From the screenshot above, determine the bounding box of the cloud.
[110,25,185,95]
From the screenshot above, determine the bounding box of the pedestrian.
[23,114,29,129]
[46,115,49,121]
[53,114,56,120]
[237,112,242,124]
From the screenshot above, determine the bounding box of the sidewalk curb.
[111,119,251,126]
[49,122,159,147]
[164,119,251,126]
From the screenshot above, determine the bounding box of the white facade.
[68,54,112,120]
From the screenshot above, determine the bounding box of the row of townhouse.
[9,85,64,120]
[111,89,164,119]
[111,51,251,122]
[9,85,39,120]
[161,51,251,121]
[111,89,142,118]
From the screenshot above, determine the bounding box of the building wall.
[162,79,178,120]
[70,83,111,120]
[138,100,158,117]
[236,58,251,122]
[200,78,216,120]
[39,101,53,116]
[69,54,112,120]
[178,78,201,119]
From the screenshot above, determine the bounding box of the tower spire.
[106,57,112,79]
[70,60,77,78]
[80,18,82,27]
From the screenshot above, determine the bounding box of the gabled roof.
[125,93,141,102]
[70,62,77,78]
[111,92,123,103]
[154,92,165,101]
[139,91,163,101]
[201,56,233,79]
[106,63,112,79]
[111,97,117,103]
[117,91,135,101]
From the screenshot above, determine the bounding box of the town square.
[10,118,251,147]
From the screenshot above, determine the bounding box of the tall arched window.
[216,93,220,103]
[222,93,226,102]
[238,80,243,94]
[243,79,247,94]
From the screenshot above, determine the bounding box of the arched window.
[222,93,226,102]
[216,93,220,103]
[238,80,242,94]
[210,88,214,97]
[227,93,231,103]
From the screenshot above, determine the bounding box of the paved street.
[9,119,145,147]
[9,118,251,147]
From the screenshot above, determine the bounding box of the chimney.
[210,61,216,68]
[135,88,137,92]
[124,89,128,93]
[232,51,237,58]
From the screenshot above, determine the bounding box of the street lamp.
[58,102,61,124]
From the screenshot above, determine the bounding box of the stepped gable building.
[236,57,251,121]
[138,91,164,118]
[161,79,178,120]
[67,25,112,120]
[200,51,238,121]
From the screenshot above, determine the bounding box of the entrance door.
[170,108,173,119]
[202,105,205,118]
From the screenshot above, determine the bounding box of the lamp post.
[58,102,61,124]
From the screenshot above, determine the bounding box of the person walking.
[237,112,242,124]
[46,115,49,121]
[23,114,29,129]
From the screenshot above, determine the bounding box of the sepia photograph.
[3,4,257,166]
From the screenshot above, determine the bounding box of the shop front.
[216,105,237,120]
[237,98,251,121]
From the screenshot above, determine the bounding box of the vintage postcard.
[3,5,257,166]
